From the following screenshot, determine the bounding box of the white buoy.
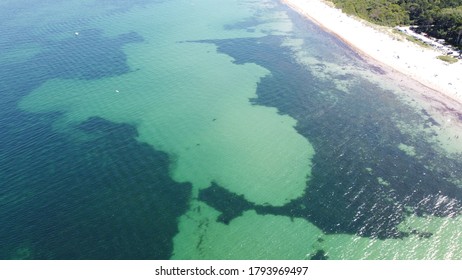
[115,90,120,93]
[75,32,79,36]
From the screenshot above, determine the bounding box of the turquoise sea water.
[1,0,462,259]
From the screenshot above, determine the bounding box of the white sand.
[282,0,462,105]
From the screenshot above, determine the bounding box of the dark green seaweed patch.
[0,116,192,259]
[309,250,329,260]
[196,9,462,239]
[224,17,273,33]
[198,182,254,224]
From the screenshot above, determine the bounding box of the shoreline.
[282,0,462,107]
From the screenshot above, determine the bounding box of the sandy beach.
[282,0,462,105]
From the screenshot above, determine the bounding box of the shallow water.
[1,0,462,259]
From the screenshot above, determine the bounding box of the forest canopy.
[331,0,462,47]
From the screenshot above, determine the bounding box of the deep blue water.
[0,1,191,259]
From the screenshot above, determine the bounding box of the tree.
[332,0,462,48]
[433,6,462,45]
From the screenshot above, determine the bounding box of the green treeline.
[331,0,462,47]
